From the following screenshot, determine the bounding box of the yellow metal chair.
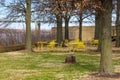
[37,41,44,50]
[47,40,57,48]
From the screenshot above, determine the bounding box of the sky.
[0,0,96,30]
[6,14,115,30]
[0,16,115,30]
[0,0,116,30]
[0,12,116,30]
[2,20,95,30]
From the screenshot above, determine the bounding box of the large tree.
[115,0,120,47]
[56,15,63,44]
[95,11,103,51]
[0,0,33,52]
[74,0,114,74]
[74,0,100,41]
[25,0,32,52]
[64,13,70,40]
[95,12,101,40]
[62,0,74,41]
[99,0,114,74]
[51,0,63,44]
[74,0,84,41]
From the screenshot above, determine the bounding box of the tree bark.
[35,22,41,42]
[78,1,83,41]
[64,17,69,40]
[95,12,100,40]
[95,11,102,52]
[99,0,114,74]
[25,0,32,52]
[56,15,63,45]
[115,0,120,47]
[79,14,82,41]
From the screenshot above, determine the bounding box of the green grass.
[0,52,119,80]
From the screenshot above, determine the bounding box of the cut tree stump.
[65,54,76,63]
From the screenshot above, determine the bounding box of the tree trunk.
[65,54,76,63]
[115,0,120,47]
[79,14,82,41]
[35,22,41,42]
[56,15,63,45]
[64,17,69,40]
[25,0,32,52]
[95,12,100,39]
[78,1,83,41]
[99,0,114,74]
[95,11,102,52]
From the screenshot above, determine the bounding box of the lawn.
[0,51,119,80]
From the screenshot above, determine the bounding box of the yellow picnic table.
[68,41,86,51]
[37,41,48,49]
[91,40,99,45]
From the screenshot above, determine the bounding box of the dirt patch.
[91,73,120,78]
[81,73,120,80]
[4,51,23,55]
[80,66,120,80]
[3,50,27,55]
[80,65,120,80]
